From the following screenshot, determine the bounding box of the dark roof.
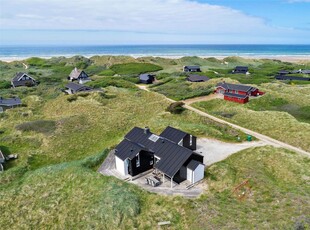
[301,70,310,74]
[115,139,150,161]
[125,127,157,150]
[139,74,155,81]
[0,97,22,106]
[184,65,200,70]
[65,82,92,91]
[186,74,209,82]
[160,126,188,144]
[235,66,248,71]
[275,75,310,81]
[217,82,256,92]
[116,126,202,178]
[224,92,248,99]
[187,160,202,170]
[153,139,192,177]
[12,72,35,82]
[278,70,290,75]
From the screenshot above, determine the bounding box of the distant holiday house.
[114,126,204,186]
[139,74,155,84]
[216,82,263,96]
[232,66,249,74]
[186,74,209,82]
[0,97,22,113]
[11,72,37,88]
[65,82,101,94]
[278,69,310,75]
[216,82,264,104]
[183,66,201,72]
[275,75,310,81]
[68,67,91,84]
[302,70,310,74]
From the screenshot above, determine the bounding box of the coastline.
[1,54,309,63]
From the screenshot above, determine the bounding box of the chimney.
[144,127,150,134]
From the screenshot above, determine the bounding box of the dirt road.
[135,84,310,157]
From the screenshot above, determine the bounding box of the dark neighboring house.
[11,72,37,88]
[0,150,5,172]
[216,82,262,96]
[0,97,22,112]
[114,126,204,185]
[68,67,91,84]
[183,66,201,72]
[278,70,291,75]
[186,74,209,82]
[301,70,310,74]
[65,82,101,94]
[232,66,248,74]
[275,75,310,81]
[139,74,155,84]
[224,92,249,104]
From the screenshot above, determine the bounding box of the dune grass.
[110,63,163,75]
[1,146,309,229]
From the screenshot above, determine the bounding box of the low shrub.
[166,102,185,114]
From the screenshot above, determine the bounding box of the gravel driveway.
[196,138,267,166]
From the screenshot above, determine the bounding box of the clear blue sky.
[0,0,309,45]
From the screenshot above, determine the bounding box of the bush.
[67,95,78,102]
[166,102,185,114]
[16,120,56,134]
[0,80,11,89]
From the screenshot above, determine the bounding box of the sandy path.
[136,84,310,157]
[22,63,28,69]
[182,93,222,104]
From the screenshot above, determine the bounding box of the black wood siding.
[128,150,154,177]
[182,134,197,150]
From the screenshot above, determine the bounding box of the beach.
[1,55,309,63]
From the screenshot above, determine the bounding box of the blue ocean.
[0,45,310,59]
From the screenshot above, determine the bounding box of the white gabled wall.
[193,164,204,183]
[187,168,193,182]
[187,163,205,183]
[115,156,128,176]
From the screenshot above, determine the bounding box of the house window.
[150,160,153,165]
[136,153,140,167]
[189,135,193,146]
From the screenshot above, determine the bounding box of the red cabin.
[216,82,260,96]
[224,93,249,104]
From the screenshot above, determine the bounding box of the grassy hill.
[1,146,309,229]
[0,56,310,229]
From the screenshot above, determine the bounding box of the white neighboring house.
[68,67,91,84]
